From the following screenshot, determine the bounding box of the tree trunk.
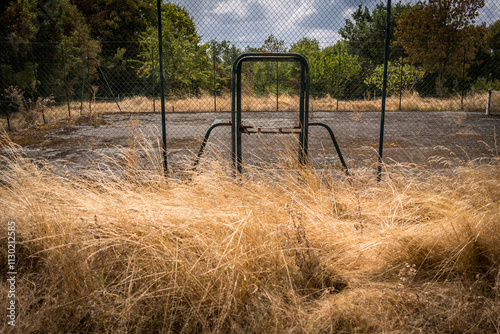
[437,62,445,98]
[6,112,12,132]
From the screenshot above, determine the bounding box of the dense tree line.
[1,0,208,102]
[1,0,499,117]
[1,0,100,100]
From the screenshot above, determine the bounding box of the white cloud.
[211,0,247,18]
[280,1,317,29]
[342,6,358,20]
[306,29,342,47]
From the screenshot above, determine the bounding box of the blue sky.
[172,0,500,49]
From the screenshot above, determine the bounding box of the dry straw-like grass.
[0,91,491,132]
[124,91,489,113]
[0,137,499,333]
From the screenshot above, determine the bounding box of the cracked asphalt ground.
[3,110,500,173]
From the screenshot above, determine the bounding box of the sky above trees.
[173,0,499,47]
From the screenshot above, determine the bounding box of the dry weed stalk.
[2,86,55,130]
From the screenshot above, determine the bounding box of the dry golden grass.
[0,137,499,333]
[134,91,489,113]
[0,91,491,132]
[488,91,500,115]
[311,91,488,113]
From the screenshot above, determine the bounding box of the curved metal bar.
[193,122,231,167]
[308,122,349,173]
[231,52,309,74]
[231,52,310,173]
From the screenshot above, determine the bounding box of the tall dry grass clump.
[0,138,499,333]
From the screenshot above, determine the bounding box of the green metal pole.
[157,0,168,174]
[399,53,403,111]
[377,0,391,182]
[88,57,92,115]
[80,50,88,115]
[276,61,279,112]
[152,46,156,113]
[86,49,91,114]
[461,47,466,111]
[337,44,341,111]
[61,44,71,117]
[213,50,217,112]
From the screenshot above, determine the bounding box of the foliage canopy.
[396,0,486,96]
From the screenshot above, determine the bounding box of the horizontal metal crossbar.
[240,125,302,134]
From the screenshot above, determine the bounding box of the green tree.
[485,20,500,81]
[289,38,322,96]
[209,40,239,70]
[1,0,38,43]
[72,0,154,46]
[466,20,500,91]
[208,40,240,93]
[72,0,156,97]
[136,3,210,97]
[288,39,362,98]
[1,0,38,96]
[0,0,99,103]
[364,61,425,95]
[317,42,363,99]
[339,2,407,65]
[289,38,320,60]
[396,0,486,97]
[35,0,100,100]
[252,35,288,96]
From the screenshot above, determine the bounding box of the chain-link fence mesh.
[1,0,499,172]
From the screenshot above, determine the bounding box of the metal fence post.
[157,0,168,175]
[399,52,403,111]
[337,44,341,111]
[486,89,492,115]
[61,44,71,117]
[461,46,467,111]
[80,49,88,115]
[276,60,279,112]
[88,53,92,114]
[377,0,392,182]
[152,45,156,113]
[213,50,217,112]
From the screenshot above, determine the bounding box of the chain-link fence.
[1,0,499,172]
